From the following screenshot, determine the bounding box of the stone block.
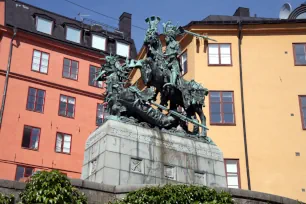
[69,178,83,187]
[186,154,198,170]
[194,172,207,185]
[130,158,144,174]
[89,173,96,182]
[120,138,137,157]
[106,135,120,153]
[177,167,188,183]
[197,157,215,174]
[95,168,104,183]
[207,173,218,187]
[120,154,130,172]
[213,160,226,176]
[97,152,105,171]
[89,142,99,161]
[215,175,227,188]
[144,175,156,184]
[138,142,154,160]
[99,137,106,154]
[104,151,120,169]
[103,168,119,185]
[81,164,89,180]
[83,149,90,165]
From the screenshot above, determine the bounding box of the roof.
[202,15,277,22]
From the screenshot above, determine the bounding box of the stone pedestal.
[81,120,226,187]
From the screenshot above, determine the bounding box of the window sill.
[89,84,103,89]
[26,109,44,114]
[294,64,306,66]
[55,151,71,155]
[210,123,236,126]
[58,114,75,119]
[31,69,48,75]
[62,76,78,81]
[208,64,233,67]
[21,147,39,152]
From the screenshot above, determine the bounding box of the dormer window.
[92,34,106,51]
[116,41,129,58]
[66,26,81,43]
[36,16,53,35]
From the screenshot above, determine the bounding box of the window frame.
[21,125,41,151]
[15,165,34,181]
[58,94,76,119]
[298,95,306,130]
[54,132,72,155]
[179,50,188,76]
[224,159,241,189]
[116,41,130,58]
[293,43,306,66]
[91,34,107,51]
[65,26,82,44]
[209,91,236,126]
[62,58,79,81]
[31,49,50,75]
[35,16,53,35]
[207,43,233,66]
[26,87,46,114]
[89,65,103,88]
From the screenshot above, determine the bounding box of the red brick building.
[0,0,136,180]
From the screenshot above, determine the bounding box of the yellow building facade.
[133,7,306,202]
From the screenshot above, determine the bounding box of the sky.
[21,0,304,51]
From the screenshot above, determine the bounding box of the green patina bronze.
[94,16,216,144]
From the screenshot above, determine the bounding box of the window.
[209,91,235,125]
[208,44,232,65]
[92,34,106,51]
[26,87,45,113]
[36,16,52,35]
[21,126,40,150]
[116,41,129,57]
[96,103,104,126]
[66,26,81,43]
[89,65,103,88]
[299,96,306,129]
[180,51,187,76]
[63,58,78,80]
[31,50,49,74]
[293,44,306,65]
[55,132,72,154]
[59,95,75,118]
[15,166,34,181]
[224,159,240,189]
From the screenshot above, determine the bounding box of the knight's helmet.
[145,16,161,31]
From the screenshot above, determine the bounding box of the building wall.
[0,31,103,179]
[0,0,4,26]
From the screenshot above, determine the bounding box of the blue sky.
[21,0,304,51]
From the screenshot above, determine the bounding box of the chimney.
[119,12,131,39]
[233,7,250,17]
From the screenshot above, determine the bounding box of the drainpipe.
[238,21,251,190]
[0,27,17,128]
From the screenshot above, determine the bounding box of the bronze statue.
[94,16,216,144]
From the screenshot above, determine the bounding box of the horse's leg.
[196,105,207,137]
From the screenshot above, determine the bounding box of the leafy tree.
[18,170,87,204]
[0,192,14,204]
[111,184,235,204]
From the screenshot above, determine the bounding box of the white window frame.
[92,34,106,51]
[180,51,187,75]
[208,43,232,65]
[36,16,53,35]
[66,26,81,43]
[116,41,130,58]
[225,159,240,189]
[31,50,49,74]
[55,132,72,154]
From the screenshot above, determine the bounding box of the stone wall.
[0,179,301,204]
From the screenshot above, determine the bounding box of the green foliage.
[111,184,235,204]
[18,170,87,204]
[0,192,14,204]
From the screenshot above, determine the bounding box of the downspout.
[0,27,17,128]
[238,21,251,190]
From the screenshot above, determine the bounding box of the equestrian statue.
[94,16,216,144]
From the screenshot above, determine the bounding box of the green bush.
[0,192,14,204]
[111,184,235,204]
[18,170,87,204]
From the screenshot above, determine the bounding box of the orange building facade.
[0,0,136,180]
[133,6,306,202]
